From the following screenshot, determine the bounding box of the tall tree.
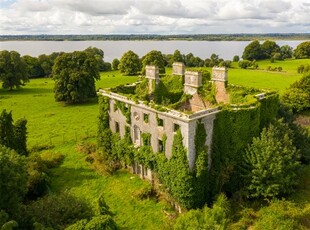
[112,58,120,70]
[280,45,293,59]
[243,120,300,199]
[0,110,28,156]
[119,50,141,76]
[141,50,166,74]
[294,41,310,59]
[172,49,184,63]
[84,47,105,71]
[0,50,28,90]
[53,51,100,103]
[261,40,280,59]
[242,40,264,61]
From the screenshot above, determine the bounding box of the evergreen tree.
[13,118,28,156]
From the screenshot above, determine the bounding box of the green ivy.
[115,100,131,124]
[210,94,279,197]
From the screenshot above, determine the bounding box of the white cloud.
[0,0,309,34]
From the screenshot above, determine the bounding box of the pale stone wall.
[101,89,219,171]
[172,62,185,75]
[212,67,229,104]
[145,65,160,93]
[184,71,202,95]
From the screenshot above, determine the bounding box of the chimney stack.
[145,65,159,94]
[184,71,202,95]
[211,67,229,103]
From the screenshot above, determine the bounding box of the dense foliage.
[282,72,310,112]
[243,120,300,199]
[0,50,28,90]
[53,50,100,103]
[119,50,141,75]
[0,145,27,214]
[142,50,166,74]
[210,94,279,197]
[174,194,230,230]
[294,41,310,59]
[0,109,28,155]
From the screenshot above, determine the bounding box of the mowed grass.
[0,73,173,229]
[227,59,308,94]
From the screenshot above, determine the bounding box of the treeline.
[1,33,310,41]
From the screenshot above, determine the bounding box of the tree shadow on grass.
[0,87,52,96]
[50,166,99,192]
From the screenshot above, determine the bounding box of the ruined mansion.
[98,63,266,179]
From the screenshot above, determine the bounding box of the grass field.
[0,59,309,229]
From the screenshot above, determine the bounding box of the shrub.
[17,192,93,229]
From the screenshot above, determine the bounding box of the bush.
[17,192,93,229]
[253,200,310,230]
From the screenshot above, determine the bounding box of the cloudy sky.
[0,0,310,35]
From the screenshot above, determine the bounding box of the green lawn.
[222,59,307,94]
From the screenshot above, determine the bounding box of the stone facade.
[99,89,219,171]
[172,62,185,75]
[98,64,232,176]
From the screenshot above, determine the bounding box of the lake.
[0,40,304,62]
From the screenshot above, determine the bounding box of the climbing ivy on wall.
[97,95,112,154]
[115,100,131,124]
[210,93,279,197]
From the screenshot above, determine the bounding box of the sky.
[0,0,310,35]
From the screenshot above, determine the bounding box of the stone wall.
[172,62,185,75]
[101,89,219,170]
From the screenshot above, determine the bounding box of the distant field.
[223,59,308,94]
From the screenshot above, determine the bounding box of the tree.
[232,55,240,62]
[280,45,293,59]
[141,50,166,74]
[261,40,280,59]
[53,51,100,103]
[119,50,141,76]
[294,41,310,59]
[0,110,27,156]
[38,52,62,77]
[0,50,28,90]
[172,50,184,63]
[243,120,300,199]
[112,58,120,70]
[242,40,264,61]
[282,72,310,112]
[0,145,28,214]
[22,55,45,78]
[84,47,105,71]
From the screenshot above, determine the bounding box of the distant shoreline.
[1,33,310,42]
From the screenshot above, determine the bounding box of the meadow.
[0,59,309,229]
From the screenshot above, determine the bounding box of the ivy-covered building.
[98,63,279,209]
